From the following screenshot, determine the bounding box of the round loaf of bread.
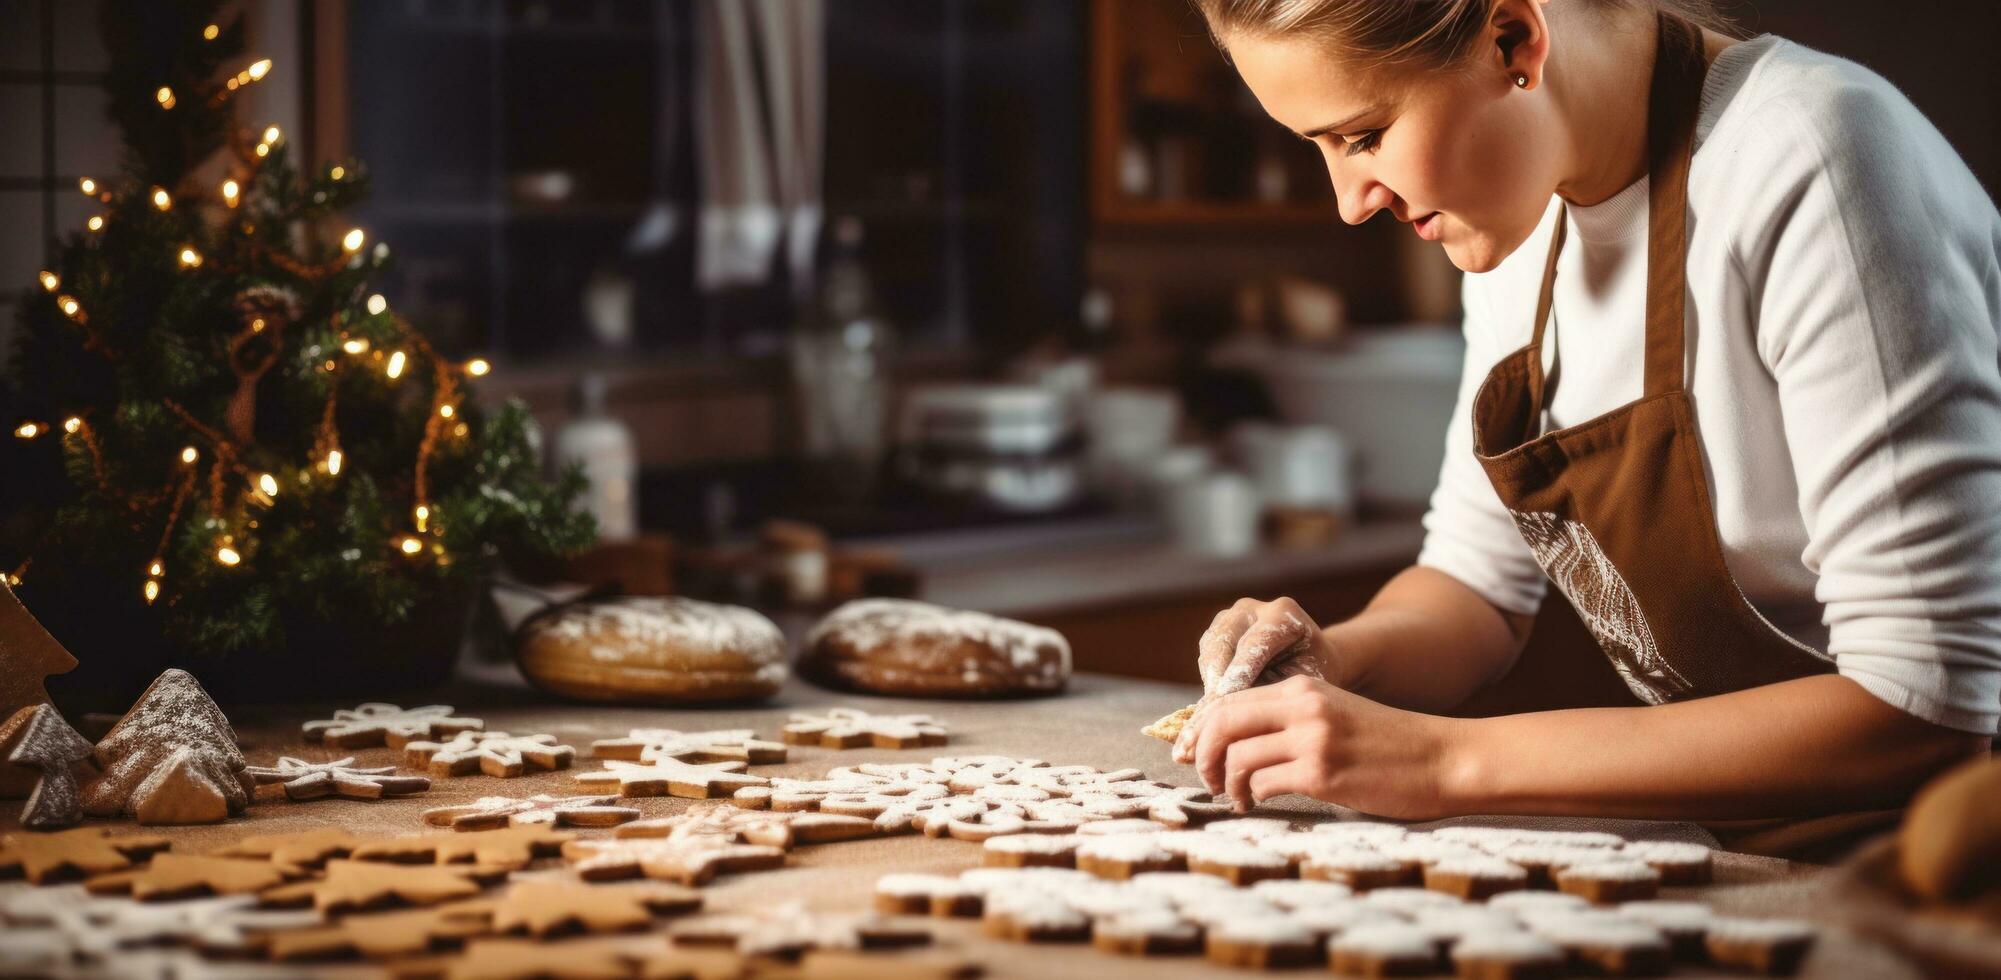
[514,597,787,703]
[799,598,1070,698]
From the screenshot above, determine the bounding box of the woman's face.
[1226,30,1561,273]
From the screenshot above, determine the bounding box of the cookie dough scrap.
[406,731,577,779]
[1141,704,1194,743]
[245,756,433,802]
[574,757,769,799]
[302,702,485,749]
[0,827,172,884]
[423,794,642,832]
[589,728,787,765]
[782,708,949,749]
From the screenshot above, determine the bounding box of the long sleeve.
[1729,77,2001,734]
[1415,265,1552,619]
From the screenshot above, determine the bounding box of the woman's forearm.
[1444,673,1989,820]
[1323,565,1532,713]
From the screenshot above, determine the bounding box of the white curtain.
[695,0,826,296]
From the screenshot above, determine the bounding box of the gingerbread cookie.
[619,801,877,847]
[1422,855,1529,900]
[1328,922,1442,977]
[81,669,248,825]
[1077,835,1183,880]
[351,825,573,870]
[1142,704,1194,743]
[1092,909,1203,956]
[260,860,507,915]
[1537,920,1671,976]
[783,707,949,749]
[563,836,786,886]
[0,827,171,883]
[4,704,91,829]
[1553,859,1660,904]
[1450,929,1565,980]
[1184,837,1293,885]
[982,892,1090,943]
[1617,899,1715,958]
[589,728,786,765]
[799,598,1071,697]
[983,833,1081,869]
[514,596,788,704]
[1301,847,1410,890]
[302,702,485,748]
[1704,917,1816,976]
[423,794,641,831]
[1205,917,1322,969]
[214,828,368,873]
[83,853,294,901]
[488,879,701,937]
[406,731,576,779]
[245,756,432,802]
[265,901,494,960]
[1621,840,1713,886]
[673,902,932,959]
[575,757,769,799]
[875,874,983,917]
[0,581,77,726]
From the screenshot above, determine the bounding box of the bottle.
[553,373,638,543]
[790,216,893,499]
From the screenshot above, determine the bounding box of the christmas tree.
[0,0,593,697]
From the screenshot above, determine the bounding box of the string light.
[248,60,272,81]
[155,86,176,109]
[325,449,343,475]
[38,271,58,291]
[77,177,96,195]
[215,543,242,566]
[414,505,430,532]
[262,125,282,144]
[466,358,491,377]
[329,165,345,181]
[251,318,266,334]
[57,295,83,320]
[342,337,369,355]
[255,142,269,158]
[86,215,105,232]
[398,535,424,556]
[221,179,240,207]
[13,423,42,439]
[257,473,279,497]
[341,228,365,252]
[151,187,171,210]
[148,560,163,578]
[438,404,454,419]
[203,23,219,40]
[178,246,203,268]
[181,445,199,464]
[143,579,160,604]
[62,417,81,434]
[385,351,407,380]
[365,294,388,316]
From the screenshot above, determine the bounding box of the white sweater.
[1416,35,2001,734]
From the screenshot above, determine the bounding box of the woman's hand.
[1185,674,1465,821]
[1173,596,1343,763]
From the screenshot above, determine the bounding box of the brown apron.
[1469,12,1901,862]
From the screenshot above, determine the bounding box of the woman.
[1175,0,2000,858]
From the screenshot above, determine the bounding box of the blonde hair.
[1193,0,1740,69]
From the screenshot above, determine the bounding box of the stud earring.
[1513,73,1529,88]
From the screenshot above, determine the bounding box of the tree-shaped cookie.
[0,827,171,883]
[488,879,702,937]
[782,707,949,748]
[589,728,787,764]
[244,756,432,801]
[80,668,247,825]
[404,731,575,778]
[421,794,640,832]
[574,758,768,799]
[300,702,485,749]
[0,581,78,728]
[562,836,786,886]
[5,704,92,829]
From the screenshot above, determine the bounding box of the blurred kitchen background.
[4,0,1997,704]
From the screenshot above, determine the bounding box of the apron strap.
[1525,9,1709,426]
[1643,11,1706,398]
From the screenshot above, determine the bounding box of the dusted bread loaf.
[800,599,1070,698]
[515,597,787,704]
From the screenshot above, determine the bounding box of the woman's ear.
[1489,0,1553,91]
